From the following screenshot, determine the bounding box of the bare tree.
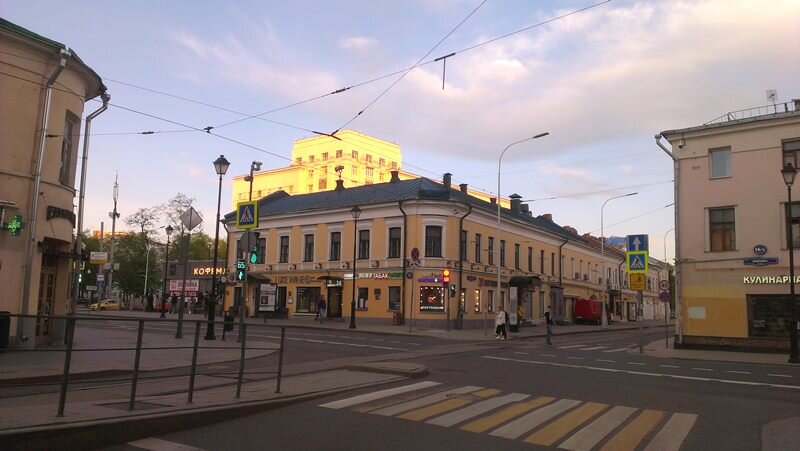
[125,207,160,236]
[158,193,200,235]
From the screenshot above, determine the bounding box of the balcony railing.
[704,100,799,125]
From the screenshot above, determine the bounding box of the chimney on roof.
[459,183,468,193]
[443,173,452,190]
[542,213,552,222]
[490,198,496,205]
[390,170,400,183]
[335,179,345,191]
[521,203,531,216]
[510,193,522,214]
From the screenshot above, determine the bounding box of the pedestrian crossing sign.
[626,250,648,274]
[237,201,258,229]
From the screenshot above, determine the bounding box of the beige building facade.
[0,19,106,346]
[659,99,800,349]
[221,173,663,329]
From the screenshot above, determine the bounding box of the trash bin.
[224,312,234,332]
[0,311,10,351]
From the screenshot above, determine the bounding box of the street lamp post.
[601,192,638,328]
[350,205,361,329]
[143,240,152,301]
[496,133,548,331]
[160,225,173,318]
[206,155,230,341]
[781,163,798,363]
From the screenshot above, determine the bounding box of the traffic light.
[442,269,450,284]
[449,283,456,298]
[236,259,246,281]
[249,245,259,264]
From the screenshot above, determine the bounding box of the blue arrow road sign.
[626,234,649,252]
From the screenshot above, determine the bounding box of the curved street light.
[601,192,638,328]
[496,132,548,335]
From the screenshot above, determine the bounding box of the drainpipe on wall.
[399,199,408,325]
[558,238,569,286]
[19,49,70,348]
[71,92,110,317]
[455,203,472,330]
[655,134,682,345]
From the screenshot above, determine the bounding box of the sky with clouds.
[3,0,799,263]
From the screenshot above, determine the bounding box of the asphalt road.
[105,328,800,450]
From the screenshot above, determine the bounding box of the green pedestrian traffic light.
[236,259,246,281]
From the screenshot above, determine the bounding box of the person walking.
[317,295,327,324]
[495,305,508,340]
[545,307,555,345]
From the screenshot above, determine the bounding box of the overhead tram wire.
[330,0,489,135]
[588,203,675,235]
[523,180,674,202]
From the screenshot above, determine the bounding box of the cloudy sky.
[4,0,799,262]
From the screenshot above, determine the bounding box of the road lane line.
[596,359,616,363]
[319,381,441,409]
[725,370,750,375]
[490,399,581,440]
[659,365,680,369]
[558,345,587,349]
[514,352,530,355]
[627,362,646,366]
[691,368,713,372]
[580,346,607,351]
[600,409,664,451]
[127,437,204,450]
[567,357,584,360]
[524,402,608,446]
[603,348,632,353]
[559,406,637,451]
[461,396,555,433]
[399,389,500,421]
[370,386,483,416]
[767,374,792,378]
[541,354,557,357]
[643,412,698,451]
[428,392,529,427]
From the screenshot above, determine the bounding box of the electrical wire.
[524,180,674,202]
[588,202,675,235]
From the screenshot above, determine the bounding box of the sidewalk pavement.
[0,310,792,450]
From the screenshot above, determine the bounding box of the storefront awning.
[509,276,543,287]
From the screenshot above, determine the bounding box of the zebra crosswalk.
[320,381,697,450]
[556,343,638,353]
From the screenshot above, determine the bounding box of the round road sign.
[659,279,669,291]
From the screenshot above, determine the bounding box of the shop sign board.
[90,251,108,264]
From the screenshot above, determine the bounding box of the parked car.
[90,299,119,311]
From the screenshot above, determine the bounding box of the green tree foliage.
[113,233,160,299]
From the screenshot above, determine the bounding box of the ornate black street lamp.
[205,155,230,340]
[349,205,361,329]
[161,225,173,318]
[782,163,798,363]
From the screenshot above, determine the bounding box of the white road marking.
[409,343,422,346]
[567,356,584,360]
[558,345,586,349]
[643,413,698,451]
[540,354,557,357]
[427,392,529,427]
[596,359,616,363]
[581,346,607,351]
[370,386,483,416]
[603,347,633,353]
[319,381,442,409]
[627,362,646,366]
[560,405,637,451]
[514,352,529,355]
[126,437,204,451]
[725,370,750,375]
[659,365,680,369]
[767,374,792,378]
[691,368,713,372]
[490,399,581,439]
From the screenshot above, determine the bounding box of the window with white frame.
[709,207,735,251]
[303,234,314,261]
[279,236,289,263]
[709,147,731,178]
[425,226,443,257]
[329,231,341,260]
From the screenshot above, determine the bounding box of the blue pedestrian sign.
[626,251,648,274]
[626,234,649,252]
[237,201,258,229]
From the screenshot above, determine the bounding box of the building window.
[514,244,520,269]
[319,179,327,190]
[419,286,444,312]
[330,232,341,260]
[309,155,315,163]
[388,227,401,258]
[296,286,320,313]
[782,140,800,168]
[257,237,266,264]
[425,226,442,257]
[488,237,494,265]
[709,147,731,178]
[379,158,385,167]
[336,149,343,158]
[352,150,358,159]
[358,230,370,259]
[786,202,800,248]
[322,152,328,160]
[388,286,401,311]
[303,234,314,261]
[60,113,78,185]
[379,172,384,181]
[366,154,372,163]
[474,234,482,263]
[295,157,302,164]
[391,161,397,169]
[307,184,313,192]
[461,230,468,261]
[365,167,374,177]
[527,247,533,272]
[473,289,481,313]
[540,250,545,273]
[358,287,368,309]
[279,236,289,263]
[351,166,358,176]
[551,252,555,275]
[709,207,735,251]
[500,240,506,267]
[488,290,494,312]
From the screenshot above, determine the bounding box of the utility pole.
[108,174,120,303]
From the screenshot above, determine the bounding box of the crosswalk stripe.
[428,392,529,427]
[490,399,581,440]
[524,402,608,446]
[558,405,637,451]
[461,396,555,433]
[599,409,665,451]
[643,413,698,451]
[370,386,483,417]
[319,381,441,409]
[580,346,607,351]
[127,437,204,450]
[602,347,632,353]
[398,389,500,421]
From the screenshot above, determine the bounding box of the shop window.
[460,289,466,312]
[388,227,401,258]
[279,236,289,263]
[709,207,735,251]
[388,286,401,311]
[748,294,797,338]
[295,286,320,313]
[425,226,442,257]
[709,147,731,178]
[358,230,370,259]
[303,234,314,262]
[473,289,481,313]
[419,286,444,312]
[475,234,482,263]
[330,232,341,260]
[358,287,368,309]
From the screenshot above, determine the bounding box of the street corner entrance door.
[237,201,258,229]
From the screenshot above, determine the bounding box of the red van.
[574,298,603,325]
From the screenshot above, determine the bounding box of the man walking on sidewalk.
[317,296,327,324]
[545,307,555,345]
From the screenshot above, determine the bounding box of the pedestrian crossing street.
[320,381,697,450]
[555,343,638,353]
